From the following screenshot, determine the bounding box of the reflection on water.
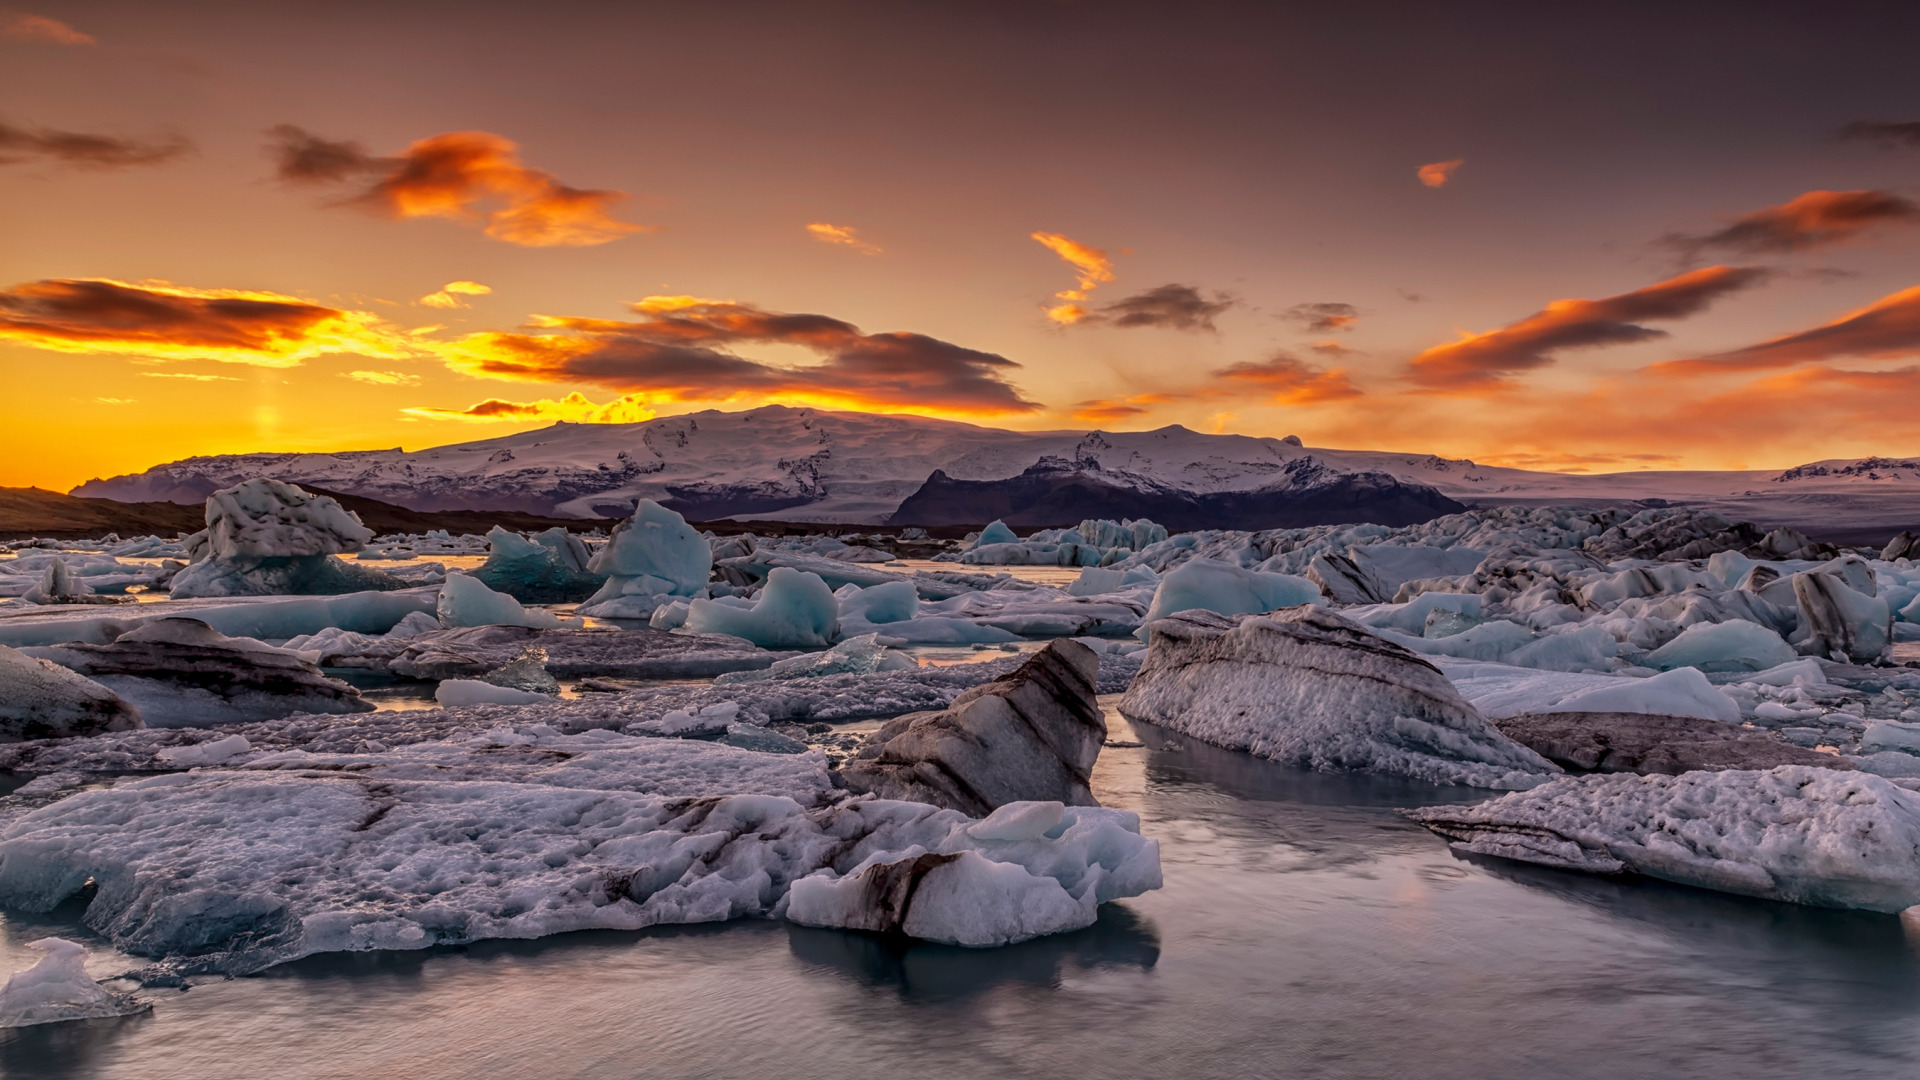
[5,694,1920,1078]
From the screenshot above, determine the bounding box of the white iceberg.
[0,644,141,742]
[1645,620,1796,674]
[470,526,605,604]
[1138,558,1322,630]
[170,479,406,598]
[576,500,713,619]
[1441,661,1742,723]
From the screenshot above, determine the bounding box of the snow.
[576,499,712,619]
[155,733,251,766]
[1139,558,1324,628]
[684,566,839,648]
[1119,608,1557,789]
[0,769,1161,974]
[437,572,583,630]
[1407,766,1920,912]
[0,938,148,1028]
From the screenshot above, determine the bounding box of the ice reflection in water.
[3,701,1920,1078]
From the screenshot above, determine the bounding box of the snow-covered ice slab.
[0,653,1144,777]
[170,479,406,598]
[384,625,794,680]
[1119,608,1557,789]
[0,645,141,742]
[0,775,1161,974]
[1440,660,1741,723]
[1407,765,1920,912]
[0,589,436,648]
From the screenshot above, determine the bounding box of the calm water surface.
[4,708,1919,1079]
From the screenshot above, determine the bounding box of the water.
[5,707,1918,1079]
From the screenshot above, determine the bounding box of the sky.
[4,0,1920,491]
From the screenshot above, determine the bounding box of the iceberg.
[1139,558,1322,629]
[714,633,916,685]
[1442,661,1742,723]
[434,679,554,707]
[1119,608,1557,789]
[836,580,918,624]
[968,520,1019,549]
[437,573,583,630]
[0,644,141,741]
[1407,766,1920,912]
[1793,570,1893,664]
[842,640,1106,814]
[1644,620,1797,673]
[169,479,407,598]
[470,526,605,604]
[576,500,712,619]
[384,625,788,680]
[23,617,372,728]
[0,938,148,1028]
[785,802,1163,947]
[683,566,839,649]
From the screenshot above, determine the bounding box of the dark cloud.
[1648,283,1920,376]
[0,121,190,168]
[1406,266,1769,391]
[1282,302,1359,333]
[266,125,647,246]
[1838,121,1920,148]
[0,277,407,363]
[438,297,1042,415]
[1213,351,1361,403]
[1663,189,1920,259]
[1078,284,1235,331]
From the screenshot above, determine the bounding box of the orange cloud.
[1032,231,1115,324]
[267,126,650,247]
[1664,189,1920,258]
[1650,282,1920,376]
[1215,353,1363,404]
[806,223,882,254]
[346,370,421,385]
[431,296,1041,416]
[1069,394,1178,424]
[1417,159,1463,187]
[404,392,658,424]
[1077,284,1234,332]
[418,280,492,309]
[1405,265,1768,391]
[0,121,190,168]
[1,11,92,44]
[0,278,417,366]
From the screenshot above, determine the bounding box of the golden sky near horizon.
[4,2,1920,491]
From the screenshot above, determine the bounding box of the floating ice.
[155,733,251,767]
[1407,766,1920,912]
[437,573,582,630]
[480,646,562,695]
[684,566,839,649]
[968,521,1019,549]
[1139,558,1322,630]
[471,526,605,604]
[844,640,1106,814]
[1120,608,1556,789]
[0,938,148,1028]
[1793,571,1893,664]
[0,644,140,742]
[0,773,1161,974]
[1442,661,1742,723]
[170,479,406,598]
[785,803,1163,947]
[435,680,555,707]
[836,580,918,624]
[576,500,712,619]
[383,625,786,681]
[1645,620,1796,674]
[24,616,372,728]
[714,633,915,685]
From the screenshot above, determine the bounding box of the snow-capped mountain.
[71,406,1920,537]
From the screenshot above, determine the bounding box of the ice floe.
[0,938,148,1028]
[170,479,407,598]
[0,644,140,742]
